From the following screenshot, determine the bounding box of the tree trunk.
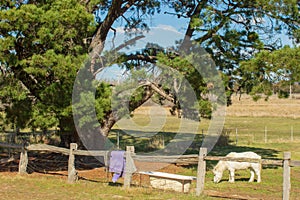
[59,117,82,148]
[100,112,117,137]
[100,86,155,137]
[60,86,155,148]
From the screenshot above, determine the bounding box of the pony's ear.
[213,164,220,172]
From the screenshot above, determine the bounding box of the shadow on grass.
[109,129,178,152]
[109,129,281,172]
[108,182,123,187]
[109,129,205,153]
[109,129,279,156]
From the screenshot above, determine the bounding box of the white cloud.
[109,25,183,51]
[115,27,125,33]
[154,24,182,35]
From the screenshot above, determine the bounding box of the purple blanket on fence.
[109,150,125,182]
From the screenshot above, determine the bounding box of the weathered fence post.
[283,152,291,200]
[196,147,207,196]
[18,143,28,174]
[68,143,78,183]
[124,146,135,188]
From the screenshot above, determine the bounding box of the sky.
[97,7,295,81]
[97,12,188,81]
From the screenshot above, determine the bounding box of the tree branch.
[181,0,208,49]
[140,80,174,103]
[112,35,145,53]
[89,0,136,76]
[120,54,157,63]
[100,83,155,136]
[195,17,228,44]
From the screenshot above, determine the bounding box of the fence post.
[124,146,135,188]
[196,147,207,196]
[283,152,291,200]
[68,143,78,183]
[18,143,28,174]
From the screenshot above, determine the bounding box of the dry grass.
[133,94,300,118]
[226,94,300,118]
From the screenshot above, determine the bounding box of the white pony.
[213,152,261,183]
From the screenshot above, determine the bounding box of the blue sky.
[97,24,184,81]
[97,12,188,81]
[97,9,294,81]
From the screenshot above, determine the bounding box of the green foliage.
[95,82,113,124]
[197,99,213,118]
[167,0,299,102]
[0,0,95,130]
[240,46,300,99]
[154,50,216,119]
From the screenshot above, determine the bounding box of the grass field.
[1,95,300,199]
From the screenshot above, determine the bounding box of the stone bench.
[138,171,196,193]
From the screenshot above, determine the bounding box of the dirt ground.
[0,152,188,184]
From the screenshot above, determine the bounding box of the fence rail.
[0,142,23,149]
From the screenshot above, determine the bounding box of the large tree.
[0,0,97,145]
[0,0,299,147]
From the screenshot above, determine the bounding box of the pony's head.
[212,165,223,183]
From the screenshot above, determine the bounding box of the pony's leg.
[254,167,261,183]
[249,169,255,182]
[229,169,235,183]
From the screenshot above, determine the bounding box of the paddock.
[0,142,299,199]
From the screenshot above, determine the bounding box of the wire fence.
[222,126,300,145]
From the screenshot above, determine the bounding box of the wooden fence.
[0,142,300,200]
[123,147,300,200]
[0,142,109,183]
